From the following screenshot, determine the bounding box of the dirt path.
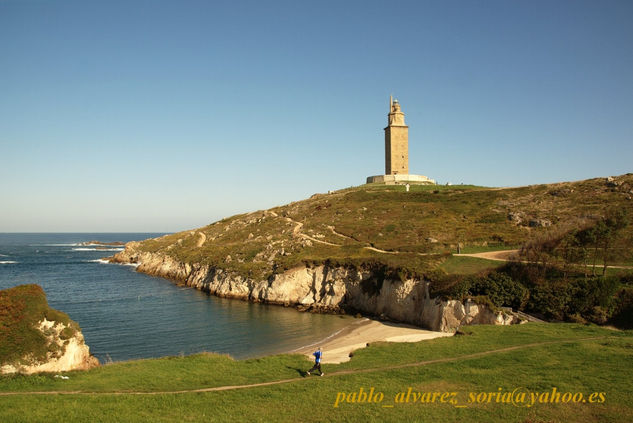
[363,246,399,254]
[284,217,342,247]
[326,225,355,241]
[363,246,434,256]
[454,249,633,269]
[301,235,341,247]
[454,250,520,261]
[0,336,608,397]
[284,217,437,255]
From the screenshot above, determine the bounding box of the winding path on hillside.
[327,225,356,241]
[0,335,610,396]
[283,217,342,247]
[284,217,435,255]
[454,249,633,269]
[453,250,520,261]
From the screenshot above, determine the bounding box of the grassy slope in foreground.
[126,174,633,281]
[0,323,631,422]
[0,285,79,368]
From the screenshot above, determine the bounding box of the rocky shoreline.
[110,243,518,332]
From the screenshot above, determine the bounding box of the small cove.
[0,233,353,363]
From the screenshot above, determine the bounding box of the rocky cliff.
[111,246,516,332]
[1,319,99,375]
[0,285,99,375]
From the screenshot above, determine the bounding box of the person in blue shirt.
[306,347,324,376]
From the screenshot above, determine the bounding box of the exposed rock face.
[111,246,517,332]
[1,319,98,375]
[606,176,619,187]
[508,211,525,225]
[528,218,552,228]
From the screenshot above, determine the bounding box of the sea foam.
[87,259,139,268]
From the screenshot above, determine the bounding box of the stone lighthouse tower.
[385,96,409,175]
[366,96,435,185]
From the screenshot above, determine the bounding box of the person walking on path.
[306,347,324,376]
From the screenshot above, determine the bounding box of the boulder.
[528,218,552,227]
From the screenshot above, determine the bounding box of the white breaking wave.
[87,259,111,264]
[87,259,139,268]
[73,248,124,252]
[0,261,18,264]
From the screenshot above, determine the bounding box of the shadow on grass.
[285,365,307,377]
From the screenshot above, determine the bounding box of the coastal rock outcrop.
[1,320,98,375]
[0,285,99,375]
[111,247,517,332]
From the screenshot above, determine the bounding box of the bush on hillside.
[527,281,569,320]
[427,271,465,300]
[523,275,620,323]
[431,272,529,310]
[566,276,619,319]
[465,272,529,309]
[610,287,633,329]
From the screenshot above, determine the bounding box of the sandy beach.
[294,318,454,363]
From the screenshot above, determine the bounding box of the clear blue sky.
[1,0,632,232]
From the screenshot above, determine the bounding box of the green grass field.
[439,256,504,275]
[1,323,631,422]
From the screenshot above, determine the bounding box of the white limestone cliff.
[111,245,517,332]
[1,319,99,375]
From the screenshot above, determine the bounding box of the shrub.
[466,272,529,309]
[527,282,569,320]
[610,287,633,329]
[566,276,619,318]
[427,272,464,300]
[430,271,529,311]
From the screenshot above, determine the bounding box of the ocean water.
[0,233,352,363]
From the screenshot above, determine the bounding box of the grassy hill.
[120,174,633,327]
[133,174,633,280]
[0,323,631,422]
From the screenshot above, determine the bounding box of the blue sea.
[0,233,352,363]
